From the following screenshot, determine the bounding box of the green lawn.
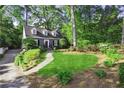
[38,52,98,76]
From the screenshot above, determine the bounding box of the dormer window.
[43,30,48,36]
[31,28,37,35]
[51,32,56,37]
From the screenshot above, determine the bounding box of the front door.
[44,40,49,48]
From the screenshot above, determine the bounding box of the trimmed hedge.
[23,37,38,50]
[14,49,45,71]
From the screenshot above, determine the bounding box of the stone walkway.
[0,50,53,88]
[0,49,29,88]
[24,51,54,75]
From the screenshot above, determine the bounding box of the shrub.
[106,48,122,61]
[77,40,91,49]
[23,49,40,63]
[57,71,73,85]
[118,63,124,85]
[23,37,38,50]
[59,38,69,48]
[97,43,112,53]
[98,43,122,62]
[106,48,117,55]
[95,69,106,79]
[14,53,23,66]
[104,60,114,67]
[109,54,122,62]
[88,44,99,52]
[14,49,43,71]
[68,46,77,51]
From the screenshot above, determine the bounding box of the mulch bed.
[26,64,120,88]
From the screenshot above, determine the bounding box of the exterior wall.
[49,39,54,48]
[39,39,44,48]
[37,38,60,49]
[23,26,26,39]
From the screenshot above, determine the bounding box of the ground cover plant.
[118,63,124,87]
[38,51,98,76]
[95,69,106,79]
[57,71,73,85]
[97,43,123,67]
[104,60,114,67]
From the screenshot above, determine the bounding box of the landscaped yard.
[38,51,98,76]
[14,49,46,71]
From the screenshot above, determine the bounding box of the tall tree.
[70,5,76,48]
[122,18,124,44]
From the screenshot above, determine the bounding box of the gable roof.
[24,26,62,39]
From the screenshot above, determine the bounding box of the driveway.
[0,49,29,88]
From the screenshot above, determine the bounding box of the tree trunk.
[24,5,28,26]
[121,18,124,44]
[70,5,76,48]
[22,6,28,48]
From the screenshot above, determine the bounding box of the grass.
[38,51,98,76]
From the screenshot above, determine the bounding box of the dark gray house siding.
[23,26,62,49]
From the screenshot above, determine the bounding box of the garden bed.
[26,64,119,88]
[14,49,46,71]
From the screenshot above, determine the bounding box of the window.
[31,28,37,35]
[43,30,48,36]
[54,40,58,46]
[52,32,56,37]
[34,39,38,46]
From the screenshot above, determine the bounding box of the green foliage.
[97,43,112,53]
[0,18,22,48]
[57,71,72,85]
[23,49,41,63]
[95,69,106,79]
[104,60,114,67]
[106,48,121,61]
[88,44,99,52]
[14,49,44,71]
[0,7,23,48]
[59,38,69,48]
[38,52,98,76]
[118,63,124,86]
[61,23,72,44]
[107,53,122,62]
[23,37,38,50]
[106,48,117,55]
[97,43,122,62]
[73,6,122,44]
[14,53,23,66]
[77,39,91,49]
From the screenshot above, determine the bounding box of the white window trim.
[43,30,48,36]
[52,32,56,37]
[44,40,49,48]
[54,40,58,46]
[31,28,37,35]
